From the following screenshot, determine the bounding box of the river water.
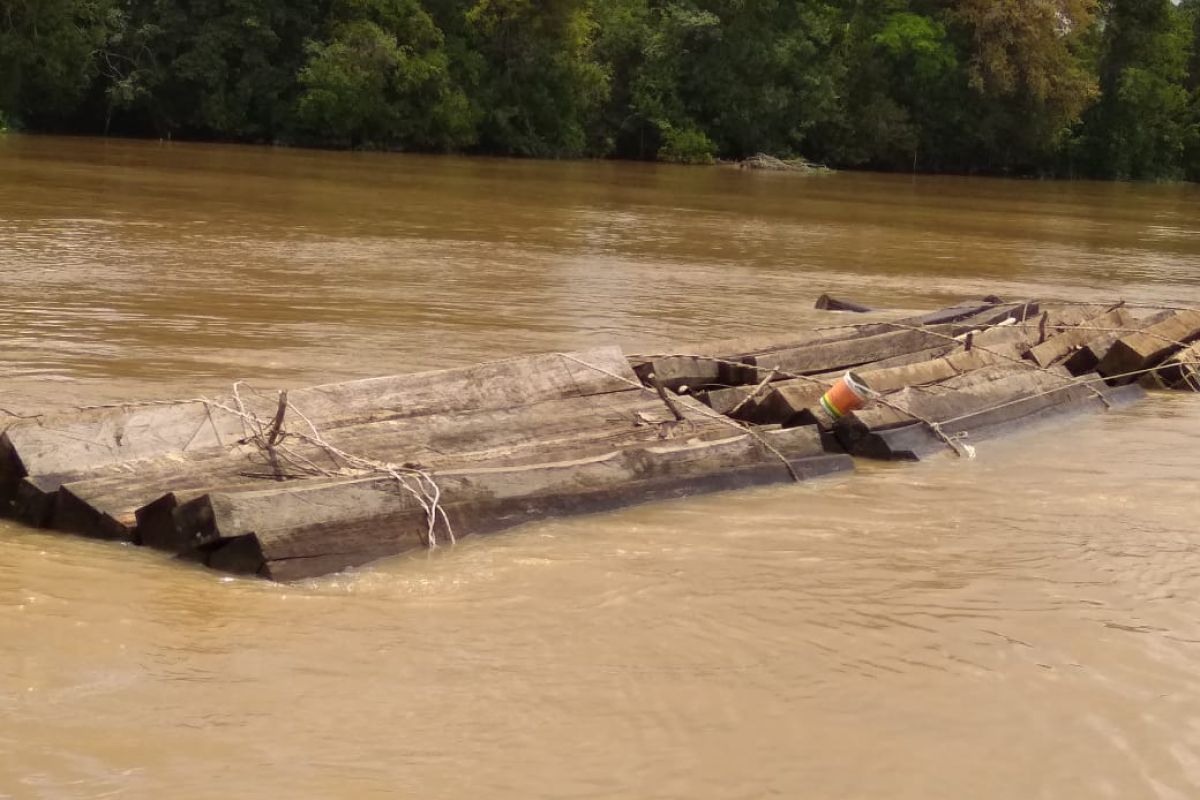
[2,135,1200,799]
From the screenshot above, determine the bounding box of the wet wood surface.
[1,295,1192,580]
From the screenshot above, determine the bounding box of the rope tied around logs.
[222,383,455,549]
[70,384,455,549]
[555,353,806,482]
[623,350,982,459]
[625,305,1200,450]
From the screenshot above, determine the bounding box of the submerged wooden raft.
[1,295,1196,580]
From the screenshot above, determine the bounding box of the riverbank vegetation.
[1,0,1198,180]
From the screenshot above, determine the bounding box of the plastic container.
[819,371,873,420]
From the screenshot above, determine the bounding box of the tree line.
[2,0,1199,180]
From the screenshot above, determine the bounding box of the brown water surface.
[2,135,1200,799]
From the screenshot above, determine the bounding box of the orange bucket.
[820,371,873,420]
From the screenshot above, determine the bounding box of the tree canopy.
[2,0,1198,179]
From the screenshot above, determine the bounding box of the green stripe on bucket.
[820,394,844,420]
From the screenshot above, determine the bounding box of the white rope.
[218,385,456,549]
[555,353,806,482]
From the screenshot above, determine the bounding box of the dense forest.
[1,0,1199,180]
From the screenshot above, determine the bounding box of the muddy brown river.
[2,135,1200,799]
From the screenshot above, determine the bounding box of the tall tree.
[100,0,323,139]
[813,1,960,171]
[1082,0,1196,179]
[464,0,610,157]
[0,0,115,127]
[950,0,1100,173]
[293,0,475,149]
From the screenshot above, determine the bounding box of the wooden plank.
[841,384,1145,461]
[835,367,1136,460]
[750,325,959,377]
[752,383,831,428]
[908,300,1002,326]
[706,322,1040,427]
[859,343,1026,394]
[699,385,760,416]
[1097,310,1200,384]
[1062,309,1174,376]
[1144,343,1200,391]
[49,390,731,542]
[749,344,1028,428]
[168,427,853,580]
[945,301,1041,333]
[0,347,640,521]
[1026,307,1136,367]
[634,356,722,393]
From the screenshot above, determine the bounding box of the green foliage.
[658,124,715,164]
[97,0,325,138]
[950,0,1100,173]
[294,0,475,149]
[464,0,610,157]
[815,2,960,170]
[0,0,115,126]
[1186,0,1200,181]
[3,0,1200,180]
[1080,0,1198,179]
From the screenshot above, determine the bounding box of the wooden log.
[859,343,1026,393]
[945,301,1041,333]
[835,367,1142,460]
[1061,309,1173,376]
[636,323,963,392]
[1064,334,1119,376]
[0,347,640,521]
[1026,307,1136,367]
[635,299,1035,388]
[814,294,873,313]
[656,299,1006,366]
[908,300,1003,326]
[1041,303,1111,329]
[751,325,959,377]
[1096,309,1200,384]
[707,322,1039,427]
[1143,343,1200,391]
[849,383,1146,462]
[633,356,722,393]
[699,385,760,416]
[749,344,1028,428]
[47,390,732,542]
[165,427,854,580]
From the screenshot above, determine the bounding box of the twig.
[646,372,685,422]
[728,369,779,417]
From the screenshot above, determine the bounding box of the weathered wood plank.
[1097,310,1200,384]
[844,383,1145,461]
[1061,309,1172,376]
[749,344,1029,428]
[908,300,1002,326]
[835,367,1140,460]
[945,301,1041,333]
[633,356,722,393]
[859,343,1027,394]
[750,325,960,378]
[50,390,732,542]
[703,321,1040,426]
[1026,307,1136,367]
[169,427,853,580]
[1143,343,1200,391]
[0,347,639,521]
